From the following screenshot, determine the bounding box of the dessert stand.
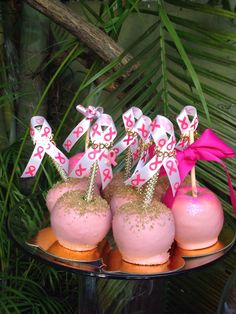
[7,193,236,313]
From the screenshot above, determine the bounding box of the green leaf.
[158,0,211,125]
[166,0,236,19]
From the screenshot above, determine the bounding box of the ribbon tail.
[69,148,95,178]
[47,146,69,175]
[162,186,174,209]
[163,158,181,197]
[112,137,129,156]
[98,159,113,190]
[63,118,90,152]
[125,155,162,187]
[21,145,46,178]
[216,158,236,214]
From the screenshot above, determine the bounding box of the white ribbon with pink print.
[125,115,180,196]
[69,114,117,189]
[130,116,152,173]
[133,137,151,174]
[63,105,103,152]
[21,116,69,178]
[176,106,198,150]
[112,107,143,158]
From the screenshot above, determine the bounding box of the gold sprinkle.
[115,200,171,229]
[116,199,170,217]
[52,178,88,189]
[102,172,125,201]
[55,190,109,215]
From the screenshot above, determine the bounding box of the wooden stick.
[189,130,198,197]
[85,128,90,152]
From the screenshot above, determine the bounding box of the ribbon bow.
[176,105,198,150]
[163,128,236,212]
[69,113,117,189]
[125,115,180,196]
[21,116,69,178]
[63,105,103,152]
[112,107,143,157]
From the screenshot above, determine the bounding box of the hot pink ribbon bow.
[163,128,236,213]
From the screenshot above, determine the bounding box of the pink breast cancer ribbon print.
[131,115,152,172]
[63,105,103,152]
[112,107,143,158]
[125,115,181,196]
[176,106,198,150]
[21,116,69,178]
[69,114,117,189]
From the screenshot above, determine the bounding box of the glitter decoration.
[102,172,125,202]
[143,173,159,208]
[57,190,109,215]
[52,178,81,189]
[84,161,99,202]
[125,147,132,179]
[117,199,170,218]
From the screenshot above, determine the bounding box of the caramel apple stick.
[85,127,90,151]
[124,147,132,180]
[189,130,197,197]
[84,161,98,202]
[143,173,158,208]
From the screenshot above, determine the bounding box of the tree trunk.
[25,0,132,66]
[2,1,20,145]
[0,5,10,149]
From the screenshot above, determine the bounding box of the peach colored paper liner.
[102,249,185,275]
[175,220,236,258]
[26,227,110,263]
[176,241,225,258]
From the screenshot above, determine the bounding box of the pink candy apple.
[51,191,112,251]
[46,178,100,212]
[108,185,140,215]
[170,186,224,250]
[112,201,175,265]
[102,172,125,202]
[110,193,140,215]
